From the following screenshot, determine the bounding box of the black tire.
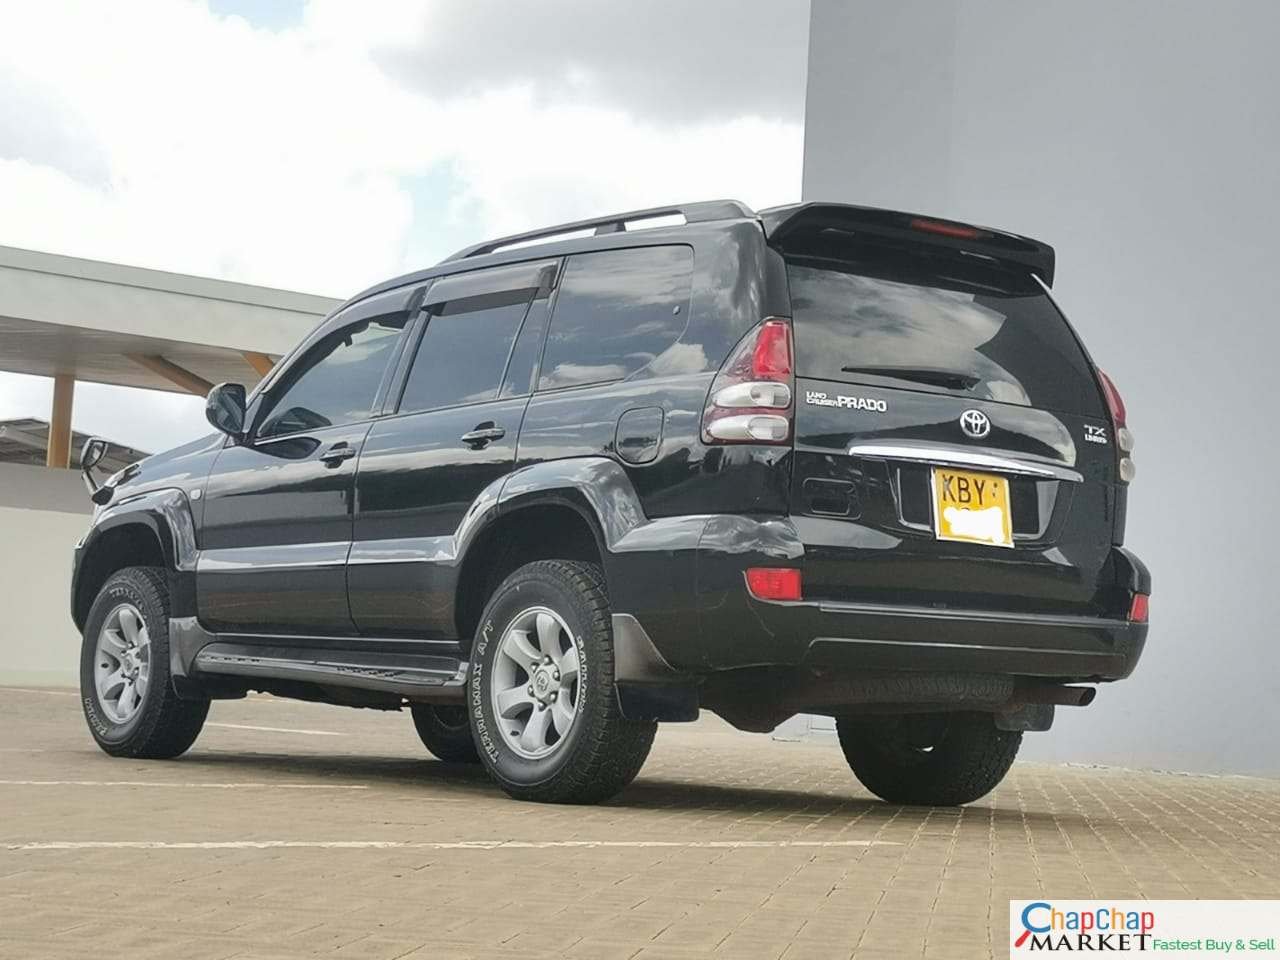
[411,704,480,763]
[836,711,1021,806]
[79,566,209,759]
[468,559,656,804]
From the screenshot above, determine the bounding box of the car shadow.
[160,749,1084,826]
[173,749,495,791]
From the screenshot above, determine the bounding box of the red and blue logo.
[1015,902,1155,950]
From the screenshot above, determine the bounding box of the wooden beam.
[242,351,276,378]
[46,375,75,468]
[125,354,214,396]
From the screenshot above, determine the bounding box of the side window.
[539,246,694,391]
[499,297,551,398]
[257,316,405,439]
[398,291,531,414]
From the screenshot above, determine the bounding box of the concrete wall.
[803,0,1280,775]
[0,462,90,686]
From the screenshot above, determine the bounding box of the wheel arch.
[73,489,198,632]
[452,457,647,649]
[453,497,606,651]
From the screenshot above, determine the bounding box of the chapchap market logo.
[1015,901,1155,951]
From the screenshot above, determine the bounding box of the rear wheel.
[79,566,209,759]
[469,559,656,803]
[836,712,1021,806]
[410,704,480,763]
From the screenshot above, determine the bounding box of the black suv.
[72,200,1149,806]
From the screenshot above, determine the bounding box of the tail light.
[702,318,794,444]
[745,567,802,601]
[1098,369,1135,482]
[1128,593,1149,623]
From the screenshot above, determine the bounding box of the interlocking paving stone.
[2,687,1278,959]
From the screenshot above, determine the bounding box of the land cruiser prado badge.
[804,390,887,412]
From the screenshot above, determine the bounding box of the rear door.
[785,253,1118,616]
[348,259,556,639]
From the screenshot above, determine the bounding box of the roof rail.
[441,199,757,263]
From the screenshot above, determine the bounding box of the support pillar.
[46,375,75,469]
[242,351,276,378]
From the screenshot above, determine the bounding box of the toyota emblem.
[959,409,991,439]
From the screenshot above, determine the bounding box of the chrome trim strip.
[347,535,454,566]
[847,441,1082,482]
[197,540,350,573]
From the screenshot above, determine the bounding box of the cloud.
[0,0,806,450]
[0,67,110,187]
[376,0,810,126]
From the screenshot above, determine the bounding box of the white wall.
[0,462,90,685]
[803,0,1280,775]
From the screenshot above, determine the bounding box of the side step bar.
[192,642,467,703]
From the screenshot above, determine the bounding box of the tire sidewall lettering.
[468,570,593,785]
[471,615,500,761]
[80,575,156,744]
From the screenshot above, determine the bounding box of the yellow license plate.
[932,467,1013,548]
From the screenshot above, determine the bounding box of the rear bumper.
[788,599,1144,680]
[614,513,1149,683]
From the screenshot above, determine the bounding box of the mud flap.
[996,702,1055,732]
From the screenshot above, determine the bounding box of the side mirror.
[80,437,108,471]
[80,436,110,500]
[206,382,247,438]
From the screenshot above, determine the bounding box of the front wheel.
[469,559,656,804]
[836,712,1021,806]
[79,566,209,759]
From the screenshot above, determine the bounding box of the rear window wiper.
[839,365,982,390]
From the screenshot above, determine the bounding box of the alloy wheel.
[94,603,151,724]
[489,606,581,759]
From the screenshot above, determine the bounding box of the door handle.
[460,424,506,448]
[319,441,358,466]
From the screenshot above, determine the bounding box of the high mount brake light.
[702,318,794,445]
[1097,369,1135,482]
[908,217,984,240]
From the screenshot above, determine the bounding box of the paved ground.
[2,688,1278,960]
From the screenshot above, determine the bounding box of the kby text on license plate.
[931,467,1013,548]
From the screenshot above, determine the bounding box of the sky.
[0,0,809,452]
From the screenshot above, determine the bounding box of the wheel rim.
[94,603,151,724]
[489,606,581,759]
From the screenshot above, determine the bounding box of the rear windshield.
[787,259,1104,417]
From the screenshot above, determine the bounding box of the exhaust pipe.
[1012,683,1097,708]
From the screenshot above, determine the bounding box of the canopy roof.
[0,244,341,394]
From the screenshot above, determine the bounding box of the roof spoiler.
[759,203,1055,287]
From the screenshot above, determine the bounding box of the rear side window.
[539,245,694,390]
[399,292,531,413]
[787,261,1104,416]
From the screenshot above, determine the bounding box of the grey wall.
[803,0,1280,776]
[0,463,91,685]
